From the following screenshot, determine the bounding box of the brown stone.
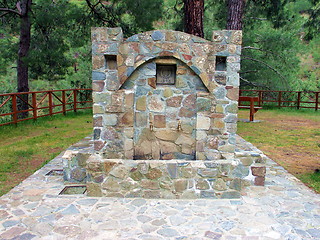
[154,130,178,142]
[149,96,164,112]
[251,166,266,177]
[125,93,134,109]
[92,81,105,92]
[92,55,105,70]
[166,96,182,107]
[227,87,239,101]
[148,77,156,88]
[141,179,160,190]
[154,115,166,128]
[120,111,134,126]
[94,140,105,151]
[146,168,162,180]
[179,107,195,118]
[254,176,265,186]
[174,179,188,192]
[101,127,119,140]
[104,162,117,173]
[166,31,177,41]
[196,179,210,190]
[182,94,196,110]
[159,141,178,154]
[175,134,195,146]
[210,113,225,118]
[93,116,103,127]
[130,168,144,181]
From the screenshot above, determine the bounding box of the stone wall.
[92,28,242,160]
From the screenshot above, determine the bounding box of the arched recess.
[116,30,216,92]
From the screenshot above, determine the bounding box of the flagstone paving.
[0,136,319,240]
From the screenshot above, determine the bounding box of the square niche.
[156,64,176,85]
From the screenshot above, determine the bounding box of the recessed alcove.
[105,55,117,70]
[215,56,227,71]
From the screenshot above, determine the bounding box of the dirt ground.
[238,110,320,175]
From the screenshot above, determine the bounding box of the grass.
[238,108,320,193]
[0,110,92,196]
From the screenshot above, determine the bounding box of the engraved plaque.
[156,65,176,85]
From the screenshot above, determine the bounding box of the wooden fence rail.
[240,90,319,111]
[0,89,92,126]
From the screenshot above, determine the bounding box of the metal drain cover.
[59,185,87,195]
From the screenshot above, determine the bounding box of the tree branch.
[240,76,269,89]
[242,56,286,82]
[242,46,285,60]
[0,8,21,16]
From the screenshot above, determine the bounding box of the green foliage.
[241,22,302,90]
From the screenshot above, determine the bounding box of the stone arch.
[117,30,216,92]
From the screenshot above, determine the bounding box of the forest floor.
[238,108,320,192]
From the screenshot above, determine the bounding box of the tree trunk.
[17,0,32,118]
[227,0,244,30]
[183,0,204,38]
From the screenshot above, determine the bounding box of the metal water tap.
[177,120,182,131]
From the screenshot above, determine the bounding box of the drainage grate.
[45,169,64,176]
[59,185,87,195]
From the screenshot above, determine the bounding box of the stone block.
[212,178,227,191]
[104,162,116,173]
[102,177,121,192]
[92,81,105,92]
[130,168,144,181]
[93,116,103,127]
[141,179,160,190]
[94,140,105,151]
[221,191,241,199]
[251,166,266,177]
[166,96,182,107]
[254,176,265,186]
[87,182,102,197]
[154,115,166,128]
[196,179,210,190]
[103,114,118,126]
[198,168,218,178]
[135,112,147,127]
[70,168,86,182]
[146,168,162,180]
[163,88,173,98]
[167,163,178,179]
[174,179,188,192]
[196,115,211,130]
[109,165,130,179]
[148,77,156,88]
[155,130,178,141]
[119,111,134,126]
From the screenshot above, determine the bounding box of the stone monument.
[63,28,266,199]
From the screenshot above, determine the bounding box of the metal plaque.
[156,65,176,85]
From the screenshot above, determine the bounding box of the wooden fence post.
[48,91,53,116]
[12,94,18,125]
[73,89,77,112]
[62,90,66,115]
[297,91,301,110]
[278,91,282,108]
[316,92,319,111]
[258,91,262,107]
[32,92,37,120]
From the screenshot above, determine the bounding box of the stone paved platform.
[0,136,319,240]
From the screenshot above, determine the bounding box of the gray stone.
[71,168,86,182]
[204,231,222,239]
[157,228,179,237]
[221,191,241,199]
[137,215,152,223]
[3,220,20,228]
[92,71,106,80]
[60,204,80,215]
[198,168,218,178]
[167,163,178,179]
[306,229,320,238]
[151,31,164,41]
[200,191,217,199]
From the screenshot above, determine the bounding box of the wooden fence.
[0,89,92,126]
[240,89,319,110]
